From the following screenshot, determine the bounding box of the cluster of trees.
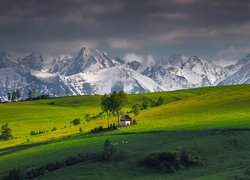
[7,90,21,102]
[3,153,100,180]
[103,139,117,161]
[90,123,118,133]
[141,148,203,173]
[6,87,52,102]
[30,130,46,136]
[130,96,164,116]
[101,91,127,128]
[30,94,50,100]
[103,139,126,161]
[0,123,12,140]
[85,112,105,122]
[91,126,104,133]
[2,139,125,179]
[141,96,164,109]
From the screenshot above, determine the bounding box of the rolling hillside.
[0,84,250,179]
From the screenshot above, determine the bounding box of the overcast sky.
[0,0,250,65]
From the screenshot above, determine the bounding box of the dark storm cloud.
[0,0,249,61]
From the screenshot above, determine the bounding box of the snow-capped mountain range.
[0,48,249,101]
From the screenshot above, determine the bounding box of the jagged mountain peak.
[77,47,91,56]
[127,60,141,68]
[49,47,123,75]
[0,51,11,57]
[0,49,249,101]
[235,54,250,65]
[17,53,44,70]
[165,53,189,66]
[0,51,18,68]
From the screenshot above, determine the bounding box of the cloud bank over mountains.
[0,0,249,63]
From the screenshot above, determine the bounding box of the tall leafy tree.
[101,91,127,127]
[7,92,12,102]
[131,104,141,116]
[16,89,21,101]
[110,91,127,126]
[101,94,113,128]
[28,88,36,99]
[11,91,17,102]
[0,123,12,140]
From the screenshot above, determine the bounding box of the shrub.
[30,131,36,136]
[103,139,117,161]
[133,119,137,125]
[141,148,203,173]
[25,153,100,179]
[33,94,50,100]
[30,130,45,136]
[156,96,164,106]
[85,114,91,122]
[71,118,81,126]
[91,126,103,133]
[131,104,141,116]
[48,102,55,105]
[245,167,250,176]
[3,168,25,180]
[109,123,117,129]
[51,127,57,131]
[141,100,149,109]
[0,123,12,140]
[98,126,103,131]
[79,127,82,132]
[140,96,164,110]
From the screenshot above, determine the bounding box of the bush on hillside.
[0,123,13,140]
[131,104,141,116]
[245,167,250,176]
[2,168,26,180]
[140,96,164,110]
[71,118,81,126]
[90,126,104,133]
[85,112,105,122]
[30,130,45,136]
[141,148,203,173]
[25,153,100,179]
[103,139,117,161]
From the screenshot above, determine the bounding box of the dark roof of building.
[121,115,132,121]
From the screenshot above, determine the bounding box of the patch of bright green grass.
[0,85,249,179]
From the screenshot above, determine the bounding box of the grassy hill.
[0,84,250,179]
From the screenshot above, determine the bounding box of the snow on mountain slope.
[142,61,194,90]
[180,56,228,85]
[17,53,44,70]
[0,48,249,101]
[142,54,228,90]
[226,54,250,75]
[0,67,71,101]
[0,51,17,68]
[61,66,164,95]
[219,58,250,85]
[49,47,122,75]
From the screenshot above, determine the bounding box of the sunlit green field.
[0,84,250,179]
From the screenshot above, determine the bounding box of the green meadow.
[0,84,250,179]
